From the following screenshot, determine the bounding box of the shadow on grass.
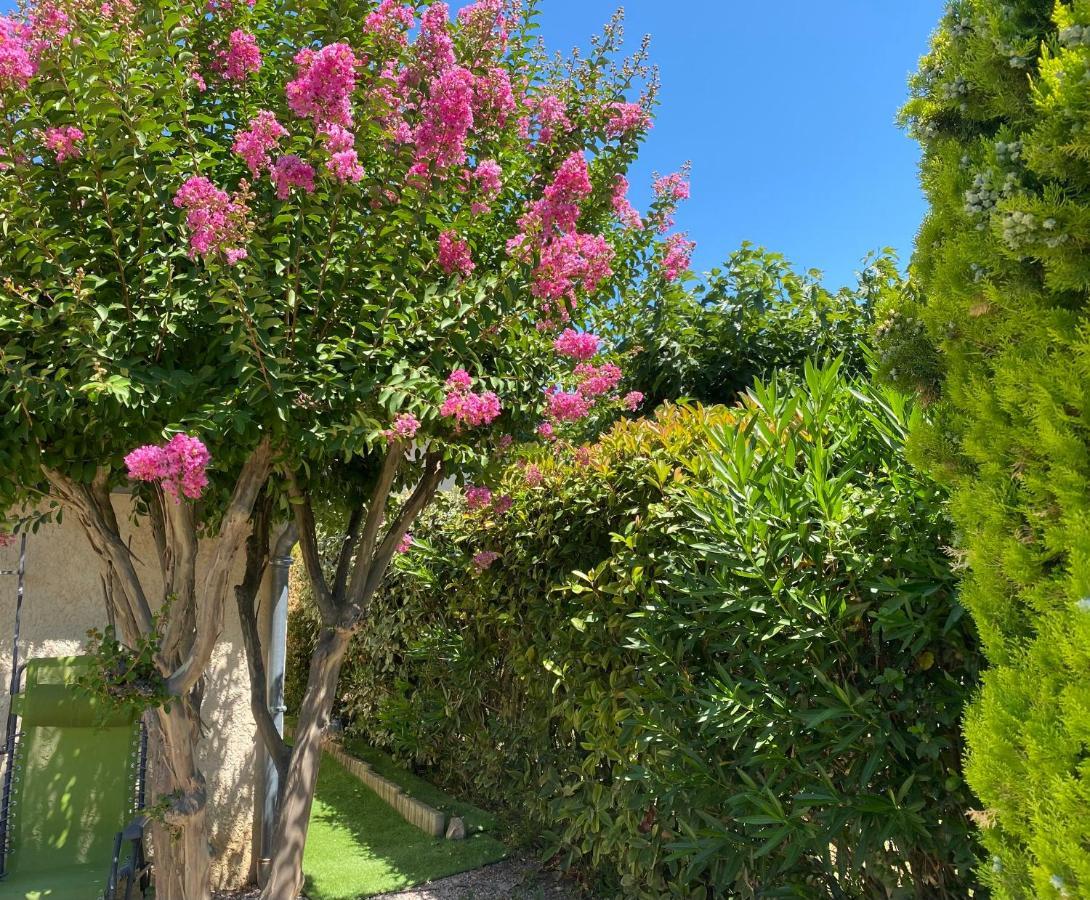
[303,750,508,900]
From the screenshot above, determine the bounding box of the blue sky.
[504,0,946,289]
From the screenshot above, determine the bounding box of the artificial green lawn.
[302,746,508,900]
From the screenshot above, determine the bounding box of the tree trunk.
[147,698,212,900]
[261,627,351,900]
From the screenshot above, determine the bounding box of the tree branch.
[343,445,404,609]
[166,438,273,697]
[285,470,337,624]
[43,467,155,639]
[331,506,363,606]
[343,451,443,628]
[235,493,291,779]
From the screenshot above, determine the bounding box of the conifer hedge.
[887,1,1090,895]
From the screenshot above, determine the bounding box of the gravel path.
[212,856,582,900]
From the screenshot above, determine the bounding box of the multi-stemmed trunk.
[261,628,351,899]
[44,441,273,900]
[147,699,211,900]
[254,446,443,900]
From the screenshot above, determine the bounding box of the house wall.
[0,495,270,889]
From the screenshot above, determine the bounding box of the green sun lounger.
[0,657,150,899]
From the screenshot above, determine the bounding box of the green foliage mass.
[599,244,897,409]
[892,1,1090,894]
[290,363,982,898]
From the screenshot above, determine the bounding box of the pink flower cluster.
[233,110,288,177]
[605,101,651,138]
[545,388,592,423]
[320,124,365,183]
[574,362,622,397]
[519,93,572,145]
[438,231,475,277]
[0,16,37,91]
[623,391,644,412]
[364,0,415,47]
[662,233,695,281]
[473,159,503,198]
[174,175,251,264]
[396,532,414,553]
[472,550,499,570]
[43,125,83,163]
[271,154,316,200]
[382,412,420,443]
[411,64,476,174]
[215,30,261,82]
[465,485,492,509]
[553,328,600,361]
[536,421,555,441]
[523,464,542,487]
[654,171,690,202]
[286,43,359,128]
[492,494,513,515]
[440,369,502,427]
[457,0,510,59]
[508,153,614,319]
[124,434,211,502]
[612,176,643,230]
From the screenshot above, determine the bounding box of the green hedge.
[288,363,983,897]
[890,2,1090,895]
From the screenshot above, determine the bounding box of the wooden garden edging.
[322,737,449,838]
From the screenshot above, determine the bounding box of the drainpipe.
[259,522,296,883]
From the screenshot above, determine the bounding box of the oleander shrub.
[293,362,983,898]
[895,2,1090,895]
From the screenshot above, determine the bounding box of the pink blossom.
[653,171,690,202]
[524,464,543,487]
[0,17,38,91]
[191,69,208,92]
[415,1,455,72]
[529,94,571,143]
[605,101,651,138]
[328,149,365,183]
[553,328,600,361]
[396,532,413,553]
[473,67,516,128]
[438,230,475,276]
[320,123,354,153]
[532,232,614,305]
[458,0,509,57]
[612,176,643,230]
[472,550,499,570]
[233,110,287,177]
[492,494,513,515]
[447,368,474,392]
[42,125,83,163]
[473,159,503,197]
[545,388,592,423]
[364,0,415,46]
[442,389,501,426]
[413,65,476,172]
[465,485,492,509]
[174,175,251,264]
[125,434,211,502]
[536,421,556,441]
[575,362,623,398]
[215,30,261,82]
[623,391,644,412]
[286,42,359,128]
[29,3,70,43]
[573,446,592,466]
[662,233,695,281]
[271,154,316,200]
[383,412,420,443]
[497,434,514,450]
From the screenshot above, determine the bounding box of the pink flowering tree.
[0,0,692,896]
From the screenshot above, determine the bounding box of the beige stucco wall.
[0,495,270,890]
